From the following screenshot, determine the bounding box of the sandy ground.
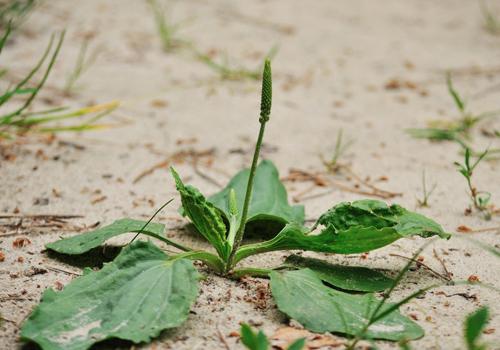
[1,0,500,349]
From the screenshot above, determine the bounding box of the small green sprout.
[480,0,500,35]
[63,35,99,95]
[194,45,278,81]
[148,0,186,52]
[417,170,437,208]
[454,147,493,219]
[406,73,500,147]
[0,0,35,29]
[323,129,354,172]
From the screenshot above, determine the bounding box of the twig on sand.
[389,253,452,283]
[216,326,231,350]
[433,249,453,281]
[0,215,86,237]
[456,225,500,233]
[134,159,171,184]
[284,166,401,202]
[192,153,222,188]
[45,265,82,276]
[219,8,295,35]
[133,148,216,184]
[0,214,83,219]
[294,188,335,202]
[0,295,28,302]
[291,183,317,203]
[340,166,402,199]
[0,315,19,325]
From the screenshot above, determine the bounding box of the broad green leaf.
[46,218,165,255]
[21,241,199,350]
[270,269,424,341]
[284,255,393,292]
[241,324,269,350]
[171,167,230,260]
[465,307,489,350]
[209,160,304,231]
[236,200,449,263]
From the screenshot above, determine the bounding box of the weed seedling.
[63,35,99,95]
[148,0,186,52]
[0,24,118,138]
[194,45,278,81]
[0,0,35,29]
[406,73,499,146]
[315,130,400,200]
[480,0,500,35]
[0,26,64,127]
[20,60,452,350]
[146,0,276,81]
[417,169,437,207]
[322,128,354,172]
[454,146,493,219]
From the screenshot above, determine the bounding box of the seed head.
[259,59,272,123]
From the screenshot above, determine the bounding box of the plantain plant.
[21,60,450,350]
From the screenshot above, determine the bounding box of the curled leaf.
[236,200,449,263]
[171,167,230,259]
[316,200,450,239]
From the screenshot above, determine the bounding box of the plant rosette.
[21,60,450,350]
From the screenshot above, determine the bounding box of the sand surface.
[1,0,499,349]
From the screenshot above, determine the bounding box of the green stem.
[226,122,267,270]
[130,199,174,244]
[173,250,225,274]
[234,240,278,265]
[127,199,194,253]
[141,231,192,252]
[226,59,272,272]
